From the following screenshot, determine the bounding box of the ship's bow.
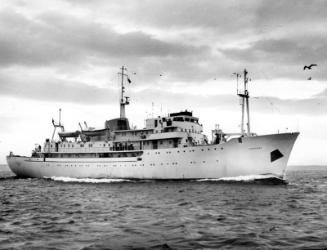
[223,132,299,180]
[248,132,299,179]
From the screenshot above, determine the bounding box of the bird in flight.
[303,64,317,70]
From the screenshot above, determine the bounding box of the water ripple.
[0,169,326,249]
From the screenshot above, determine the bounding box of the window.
[173,117,184,122]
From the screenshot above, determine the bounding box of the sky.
[1,0,327,165]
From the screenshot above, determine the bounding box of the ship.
[6,67,299,181]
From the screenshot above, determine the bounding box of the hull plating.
[7,133,299,180]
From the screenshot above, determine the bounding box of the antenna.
[59,108,62,126]
[152,102,154,118]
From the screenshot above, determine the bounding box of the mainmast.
[237,69,251,136]
[118,66,130,118]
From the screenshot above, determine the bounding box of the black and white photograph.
[0,0,326,249]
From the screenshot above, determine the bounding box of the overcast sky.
[1,0,327,165]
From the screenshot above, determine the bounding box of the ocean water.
[0,165,326,250]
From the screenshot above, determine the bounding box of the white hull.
[7,133,298,180]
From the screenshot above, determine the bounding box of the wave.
[47,176,133,183]
[47,174,286,184]
[197,174,286,184]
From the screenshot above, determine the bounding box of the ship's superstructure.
[7,67,299,180]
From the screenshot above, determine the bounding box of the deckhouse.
[40,66,208,158]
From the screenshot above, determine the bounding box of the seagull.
[303,64,317,70]
[159,74,163,77]
[307,77,312,80]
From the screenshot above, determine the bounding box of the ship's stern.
[6,155,36,178]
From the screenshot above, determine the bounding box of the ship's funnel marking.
[270,149,284,162]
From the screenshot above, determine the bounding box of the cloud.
[0,69,238,109]
[220,36,327,79]
[1,0,327,98]
[0,9,208,67]
[255,0,327,27]
[65,0,255,29]
[0,72,116,104]
[2,0,327,84]
[0,7,214,83]
[1,68,327,116]
[251,91,327,116]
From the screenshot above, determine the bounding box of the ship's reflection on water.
[0,167,326,250]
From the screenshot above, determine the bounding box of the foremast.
[118,66,131,118]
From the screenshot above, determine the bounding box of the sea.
[0,164,326,250]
